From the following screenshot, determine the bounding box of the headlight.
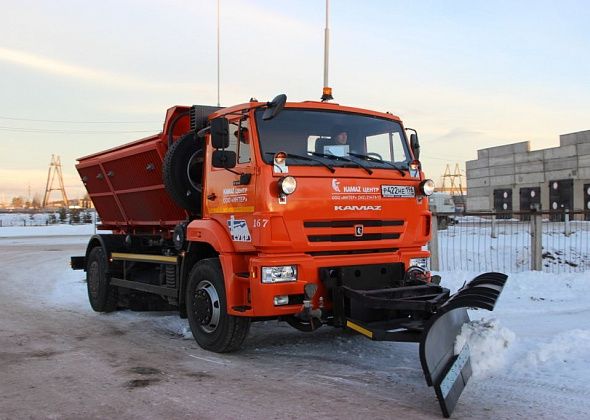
[409,257,430,271]
[262,265,298,283]
[420,179,435,196]
[278,176,297,195]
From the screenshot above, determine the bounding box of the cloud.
[432,128,486,142]
[0,47,211,93]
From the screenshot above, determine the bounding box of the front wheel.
[186,258,250,353]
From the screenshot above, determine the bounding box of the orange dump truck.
[71,95,506,417]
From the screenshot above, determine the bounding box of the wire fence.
[432,210,590,273]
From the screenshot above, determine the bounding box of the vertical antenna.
[217,0,221,107]
[321,0,333,101]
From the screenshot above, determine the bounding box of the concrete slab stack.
[466,130,590,213]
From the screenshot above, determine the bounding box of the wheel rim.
[193,280,220,333]
[88,260,100,299]
[186,149,203,192]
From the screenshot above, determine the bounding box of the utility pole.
[42,155,69,208]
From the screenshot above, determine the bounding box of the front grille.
[307,248,399,257]
[304,219,404,244]
[304,220,403,228]
[308,233,400,242]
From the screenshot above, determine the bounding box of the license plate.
[381,185,415,198]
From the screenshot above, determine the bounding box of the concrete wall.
[466,130,590,212]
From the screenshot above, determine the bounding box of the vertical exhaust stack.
[321,0,333,101]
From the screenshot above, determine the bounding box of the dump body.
[76,106,205,232]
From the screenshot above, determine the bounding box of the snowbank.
[0,224,97,237]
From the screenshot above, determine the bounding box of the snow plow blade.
[340,272,508,418]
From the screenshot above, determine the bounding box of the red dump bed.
[76,106,193,233]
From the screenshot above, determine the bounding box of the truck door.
[205,117,256,251]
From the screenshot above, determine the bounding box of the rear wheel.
[86,246,117,312]
[186,259,250,353]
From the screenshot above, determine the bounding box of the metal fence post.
[491,212,497,239]
[430,214,440,271]
[531,211,543,271]
[564,208,571,237]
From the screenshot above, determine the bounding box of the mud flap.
[419,272,508,417]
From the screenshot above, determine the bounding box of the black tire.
[186,259,250,353]
[86,246,117,312]
[163,133,203,214]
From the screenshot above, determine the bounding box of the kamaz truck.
[71,95,507,417]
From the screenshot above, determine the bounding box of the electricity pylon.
[42,155,69,208]
[440,163,464,195]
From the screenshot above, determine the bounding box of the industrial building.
[466,129,590,218]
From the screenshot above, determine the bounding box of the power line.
[0,115,160,124]
[0,126,156,134]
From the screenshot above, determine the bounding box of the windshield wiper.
[310,151,373,175]
[265,152,335,173]
[347,152,406,176]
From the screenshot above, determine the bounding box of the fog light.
[274,295,289,306]
[262,265,298,283]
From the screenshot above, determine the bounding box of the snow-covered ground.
[0,223,97,237]
[1,226,589,418]
[0,212,97,237]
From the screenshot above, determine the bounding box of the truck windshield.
[255,109,410,170]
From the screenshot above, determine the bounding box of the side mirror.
[262,94,287,121]
[211,117,229,149]
[212,150,237,168]
[410,133,420,160]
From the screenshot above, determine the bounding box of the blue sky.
[1,0,589,200]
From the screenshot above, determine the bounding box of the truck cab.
[197,100,433,320]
